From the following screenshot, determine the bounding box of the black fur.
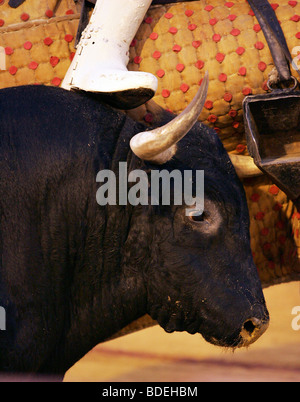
[0,86,268,377]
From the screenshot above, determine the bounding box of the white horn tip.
[130,132,156,159]
[130,131,150,150]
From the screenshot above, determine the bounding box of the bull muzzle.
[206,307,270,349]
[239,316,269,348]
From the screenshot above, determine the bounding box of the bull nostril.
[239,317,269,347]
[243,319,257,336]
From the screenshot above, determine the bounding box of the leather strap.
[247,0,294,83]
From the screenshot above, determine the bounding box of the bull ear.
[130,72,209,164]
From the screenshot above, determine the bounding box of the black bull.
[0,85,269,377]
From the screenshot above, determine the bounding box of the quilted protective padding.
[0,0,78,88]
[0,0,299,287]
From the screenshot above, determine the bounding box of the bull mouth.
[202,318,270,349]
[150,304,270,349]
[201,334,243,349]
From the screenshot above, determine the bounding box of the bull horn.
[229,154,263,178]
[130,71,209,164]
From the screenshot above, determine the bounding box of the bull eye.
[189,211,205,223]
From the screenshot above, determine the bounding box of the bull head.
[128,73,269,348]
